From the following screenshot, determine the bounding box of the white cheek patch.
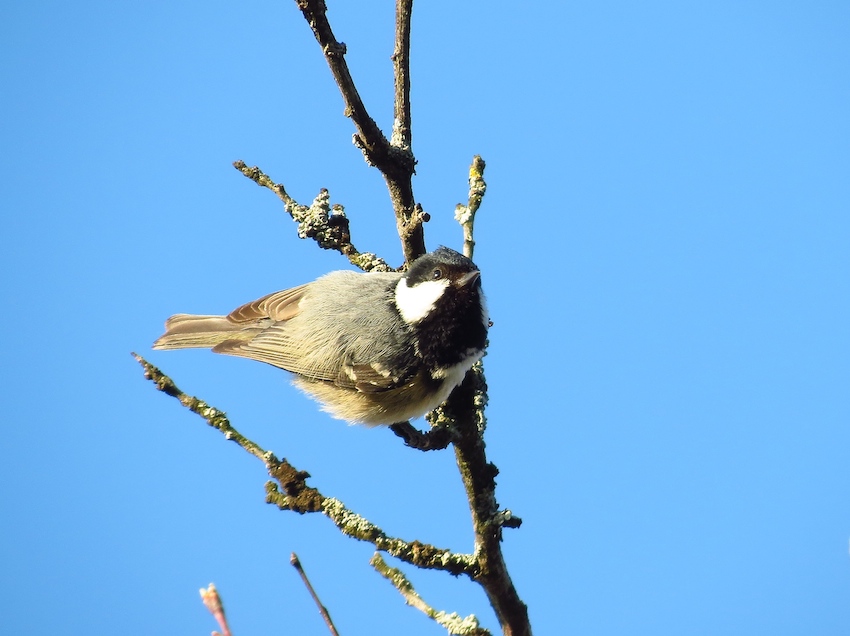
[395,278,450,324]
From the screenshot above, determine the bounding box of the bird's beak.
[456,270,481,287]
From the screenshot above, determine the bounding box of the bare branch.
[133,353,477,577]
[454,155,487,260]
[132,352,269,463]
[233,160,392,272]
[391,0,414,150]
[371,553,491,636]
[294,0,388,165]
[293,0,425,263]
[291,553,341,636]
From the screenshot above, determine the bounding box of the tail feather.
[153,314,254,350]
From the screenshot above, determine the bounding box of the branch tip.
[200,584,232,636]
[455,155,488,259]
[291,552,341,636]
[371,553,490,636]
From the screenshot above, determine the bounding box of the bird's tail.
[153,314,253,350]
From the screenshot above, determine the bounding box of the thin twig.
[294,0,386,161]
[200,583,233,636]
[133,353,477,576]
[454,155,487,260]
[293,0,426,263]
[391,0,414,150]
[291,553,340,636]
[371,553,491,636]
[232,160,392,272]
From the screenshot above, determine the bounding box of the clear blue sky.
[2,1,849,634]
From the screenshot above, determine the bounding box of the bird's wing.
[214,284,418,391]
[217,330,416,391]
[213,284,318,371]
[225,285,309,323]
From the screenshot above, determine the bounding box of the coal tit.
[153,247,488,426]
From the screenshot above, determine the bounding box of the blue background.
[2,1,848,634]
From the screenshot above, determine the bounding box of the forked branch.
[294,0,425,263]
[143,1,531,633]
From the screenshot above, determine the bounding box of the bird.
[153,246,489,426]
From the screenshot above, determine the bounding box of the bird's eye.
[432,268,443,280]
